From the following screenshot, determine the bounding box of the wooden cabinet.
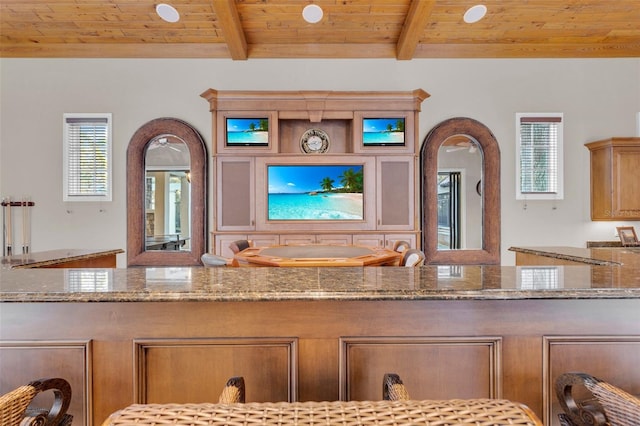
[353,233,417,250]
[214,232,418,257]
[586,137,640,220]
[215,234,279,258]
[3,298,639,426]
[202,89,429,255]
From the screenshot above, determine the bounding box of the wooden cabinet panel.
[586,137,640,220]
[281,234,353,245]
[340,337,501,401]
[315,234,353,245]
[0,341,92,426]
[377,157,415,230]
[249,234,281,248]
[217,158,254,230]
[279,234,316,245]
[215,234,279,257]
[353,233,417,249]
[213,233,416,256]
[2,299,640,425]
[382,234,417,250]
[544,336,640,426]
[135,338,297,403]
[352,234,384,247]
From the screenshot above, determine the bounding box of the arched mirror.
[127,118,207,266]
[420,117,500,264]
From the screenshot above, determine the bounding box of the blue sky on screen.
[363,118,402,132]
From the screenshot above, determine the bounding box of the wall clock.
[300,129,330,154]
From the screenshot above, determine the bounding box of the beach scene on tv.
[226,118,269,145]
[363,118,405,145]
[268,165,364,220]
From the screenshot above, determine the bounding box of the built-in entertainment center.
[201,89,429,257]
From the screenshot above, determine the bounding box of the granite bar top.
[509,246,640,266]
[0,249,123,270]
[1,263,639,302]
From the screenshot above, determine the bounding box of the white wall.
[1,58,639,266]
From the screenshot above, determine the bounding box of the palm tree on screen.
[320,177,334,192]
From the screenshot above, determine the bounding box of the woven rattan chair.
[383,373,410,401]
[0,377,73,426]
[555,372,640,426]
[218,377,245,404]
[101,399,542,425]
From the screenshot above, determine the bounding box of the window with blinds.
[63,113,112,201]
[515,113,563,200]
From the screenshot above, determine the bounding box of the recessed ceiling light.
[156,3,180,23]
[464,4,487,24]
[302,4,323,24]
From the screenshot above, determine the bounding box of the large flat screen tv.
[225,117,269,146]
[362,117,405,146]
[267,164,364,221]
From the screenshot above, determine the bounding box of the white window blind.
[516,113,563,200]
[63,113,112,201]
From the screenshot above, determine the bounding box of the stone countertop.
[509,246,640,266]
[1,264,639,302]
[0,249,124,270]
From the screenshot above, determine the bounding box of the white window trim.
[515,112,564,200]
[63,113,113,202]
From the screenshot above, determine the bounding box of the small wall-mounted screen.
[267,164,364,221]
[362,117,406,146]
[226,118,269,146]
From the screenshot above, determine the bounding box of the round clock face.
[300,129,330,154]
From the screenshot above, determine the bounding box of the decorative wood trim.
[396,1,437,60]
[201,89,430,115]
[3,43,639,60]
[210,0,248,60]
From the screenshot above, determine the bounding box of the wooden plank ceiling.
[1,0,639,59]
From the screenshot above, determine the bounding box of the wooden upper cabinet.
[202,89,429,252]
[200,89,429,155]
[586,137,640,220]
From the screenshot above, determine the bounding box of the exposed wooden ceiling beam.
[396,1,436,60]
[211,0,247,60]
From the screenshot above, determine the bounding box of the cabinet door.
[248,234,280,248]
[612,147,640,219]
[383,234,417,250]
[316,234,353,245]
[217,158,255,230]
[377,157,416,230]
[215,234,248,257]
[353,234,384,247]
[280,235,316,245]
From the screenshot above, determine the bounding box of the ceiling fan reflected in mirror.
[446,141,477,154]
[148,137,181,152]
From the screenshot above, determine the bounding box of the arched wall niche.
[127,117,207,266]
[420,117,501,265]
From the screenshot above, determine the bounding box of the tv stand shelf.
[201,89,429,256]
